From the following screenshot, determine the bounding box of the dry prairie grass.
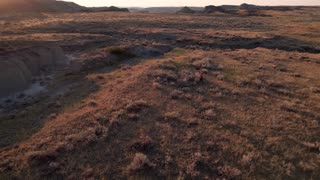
[0,8,320,179]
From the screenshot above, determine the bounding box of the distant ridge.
[129,4,306,13]
[176,7,196,14]
[87,6,129,12]
[203,5,225,13]
[129,7,204,13]
[239,3,300,11]
[0,0,86,13]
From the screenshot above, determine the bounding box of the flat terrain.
[0,8,320,179]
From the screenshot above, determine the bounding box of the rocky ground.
[0,8,320,179]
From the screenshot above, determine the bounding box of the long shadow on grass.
[177,35,320,53]
[0,42,173,150]
[0,74,99,149]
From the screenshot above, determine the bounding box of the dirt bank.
[0,46,68,98]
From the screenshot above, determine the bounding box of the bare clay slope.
[0,46,68,98]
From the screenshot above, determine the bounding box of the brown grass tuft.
[127,153,155,173]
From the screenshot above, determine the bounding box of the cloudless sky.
[64,0,320,7]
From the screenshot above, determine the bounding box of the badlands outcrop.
[0,46,68,98]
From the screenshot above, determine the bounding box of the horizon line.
[85,5,320,8]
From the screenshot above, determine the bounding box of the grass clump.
[127,153,154,173]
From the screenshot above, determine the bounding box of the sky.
[64,0,320,7]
